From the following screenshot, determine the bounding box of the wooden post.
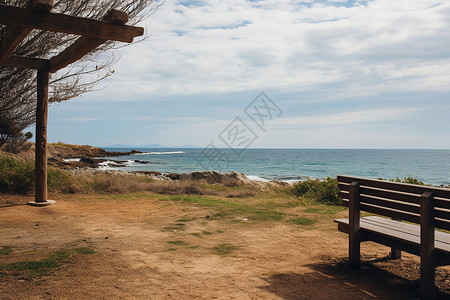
[35,69,49,203]
[420,191,435,300]
[349,181,361,269]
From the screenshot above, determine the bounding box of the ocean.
[102,148,450,186]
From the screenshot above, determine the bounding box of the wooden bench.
[334,175,450,300]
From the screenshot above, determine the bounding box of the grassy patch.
[162,223,186,232]
[202,230,213,235]
[159,194,286,223]
[215,204,285,222]
[157,194,228,207]
[166,240,188,246]
[304,206,344,214]
[190,233,202,238]
[248,210,285,221]
[167,248,177,251]
[176,217,197,222]
[72,247,96,255]
[0,246,13,255]
[216,230,224,233]
[288,217,318,226]
[213,244,239,255]
[230,219,243,223]
[0,247,96,278]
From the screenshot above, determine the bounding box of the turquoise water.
[102,148,450,186]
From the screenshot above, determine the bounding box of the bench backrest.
[337,175,450,231]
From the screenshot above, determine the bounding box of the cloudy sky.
[44,0,450,148]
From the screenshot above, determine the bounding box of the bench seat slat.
[341,199,450,231]
[363,216,450,244]
[334,216,450,255]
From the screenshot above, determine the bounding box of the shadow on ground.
[261,257,450,300]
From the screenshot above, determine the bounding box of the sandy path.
[1,194,450,299]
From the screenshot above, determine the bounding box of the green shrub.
[0,156,78,194]
[378,176,429,186]
[291,177,340,205]
[0,156,34,194]
[392,176,428,185]
[47,167,78,193]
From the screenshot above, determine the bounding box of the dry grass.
[59,173,267,200]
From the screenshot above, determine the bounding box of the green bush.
[47,167,78,193]
[291,177,340,205]
[392,176,428,185]
[378,176,429,186]
[0,155,78,194]
[0,156,34,194]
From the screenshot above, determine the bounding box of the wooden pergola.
[0,0,144,205]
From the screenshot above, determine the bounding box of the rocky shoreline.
[24,143,290,186]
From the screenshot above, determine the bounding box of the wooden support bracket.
[0,0,53,64]
[48,9,129,73]
[0,55,49,70]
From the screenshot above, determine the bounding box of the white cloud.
[96,0,450,101]
[271,107,422,128]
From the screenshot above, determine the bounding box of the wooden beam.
[35,69,49,203]
[0,4,144,43]
[49,37,105,73]
[48,9,129,73]
[0,27,32,64]
[0,1,54,64]
[0,55,49,70]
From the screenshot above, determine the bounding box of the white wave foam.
[132,151,185,155]
[247,175,311,183]
[124,160,148,167]
[97,160,117,170]
[247,175,270,182]
[63,158,81,162]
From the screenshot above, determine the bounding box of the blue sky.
[41,0,450,148]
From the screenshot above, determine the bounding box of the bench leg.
[349,234,360,269]
[420,191,435,300]
[349,181,361,270]
[420,263,435,300]
[390,247,401,260]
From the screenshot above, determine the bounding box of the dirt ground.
[1,193,450,300]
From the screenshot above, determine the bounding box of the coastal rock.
[166,173,183,180]
[132,171,163,176]
[79,157,95,164]
[166,171,252,186]
[134,160,151,164]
